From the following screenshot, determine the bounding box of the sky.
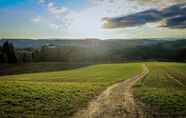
[0,0,186,39]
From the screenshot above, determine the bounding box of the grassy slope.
[0,63,142,118]
[134,62,186,117]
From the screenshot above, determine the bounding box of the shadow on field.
[0,62,93,76]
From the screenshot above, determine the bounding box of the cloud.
[103,3,186,29]
[36,0,69,17]
[37,0,46,4]
[136,0,186,8]
[47,2,68,17]
[89,0,147,16]
[49,23,60,29]
[32,16,41,23]
[103,9,162,28]
[162,15,186,29]
[36,0,70,30]
[36,0,151,32]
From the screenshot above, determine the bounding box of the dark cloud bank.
[103,3,186,29]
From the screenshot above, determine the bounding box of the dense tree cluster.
[0,41,17,63]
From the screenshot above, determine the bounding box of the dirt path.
[72,64,149,118]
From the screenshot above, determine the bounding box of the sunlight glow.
[65,0,136,39]
[69,13,105,37]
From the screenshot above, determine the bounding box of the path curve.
[72,64,149,118]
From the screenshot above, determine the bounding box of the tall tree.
[2,41,17,63]
[0,46,5,63]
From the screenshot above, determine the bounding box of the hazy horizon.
[0,37,186,40]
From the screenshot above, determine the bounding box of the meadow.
[134,62,186,117]
[1,62,186,118]
[0,63,142,118]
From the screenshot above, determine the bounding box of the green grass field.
[0,63,142,118]
[134,62,186,117]
[1,62,186,118]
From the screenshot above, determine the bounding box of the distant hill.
[0,38,184,49]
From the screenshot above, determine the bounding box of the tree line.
[0,40,186,64]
